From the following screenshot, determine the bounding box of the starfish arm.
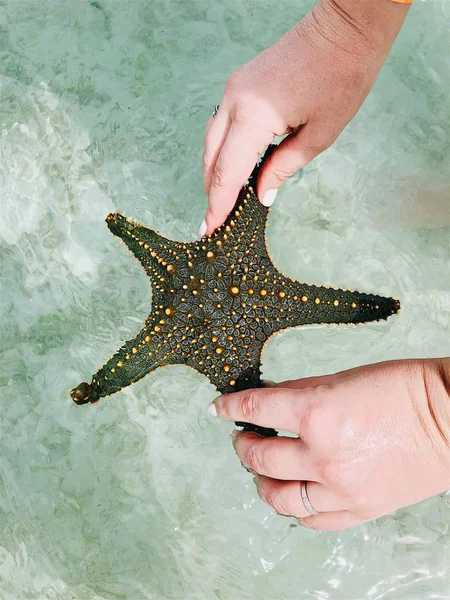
[106,212,193,285]
[193,357,277,438]
[199,357,263,396]
[269,278,400,332]
[71,317,182,405]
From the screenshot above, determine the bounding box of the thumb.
[257,125,330,206]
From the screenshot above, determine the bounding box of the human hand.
[201,0,410,235]
[210,359,450,530]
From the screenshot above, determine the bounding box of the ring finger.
[255,476,345,518]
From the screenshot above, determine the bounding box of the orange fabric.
[390,0,413,4]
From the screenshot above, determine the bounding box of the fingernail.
[207,398,220,417]
[261,379,277,388]
[253,474,260,487]
[261,189,277,207]
[199,219,207,238]
[231,430,240,449]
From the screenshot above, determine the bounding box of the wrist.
[311,0,410,61]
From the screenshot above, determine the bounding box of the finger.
[203,110,231,195]
[205,120,273,234]
[257,124,331,203]
[255,476,345,518]
[216,387,315,435]
[273,372,341,391]
[299,511,366,531]
[233,431,318,480]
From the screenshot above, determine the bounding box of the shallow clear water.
[1,1,449,599]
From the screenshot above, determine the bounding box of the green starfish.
[71,146,400,436]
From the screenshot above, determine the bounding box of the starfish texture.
[71,146,400,436]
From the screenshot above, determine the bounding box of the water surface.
[1,1,449,598]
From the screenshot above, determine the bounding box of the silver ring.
[212,104,220,118]
[301,481,319,515]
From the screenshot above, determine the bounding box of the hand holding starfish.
[202,0,410,234]
[210,359,450,530]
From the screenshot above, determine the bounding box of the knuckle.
[308,139,329,156]
[232,103,251,128]
[246,442,278,476]
[225,71,241,95]
[265,490,287,516]
[294,398,315,435]
[239,391,259,422]
[314,450,347,485]
[300,395,334,438]
[206,205,222,221]
[314,454,336,482]
[211,163,227,191]
[301,516,320,530]
[315,451,353,490]
[307,127,337,155]
[245,444,265,474]
[271,165,297,184]
[202,152,212,170]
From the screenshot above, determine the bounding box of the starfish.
[71,146,400,436]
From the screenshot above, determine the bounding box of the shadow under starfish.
[71,145,400,437]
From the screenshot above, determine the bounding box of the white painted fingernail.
[207,401,218,417]
[261,189,277,207]
[199,219,207,238]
